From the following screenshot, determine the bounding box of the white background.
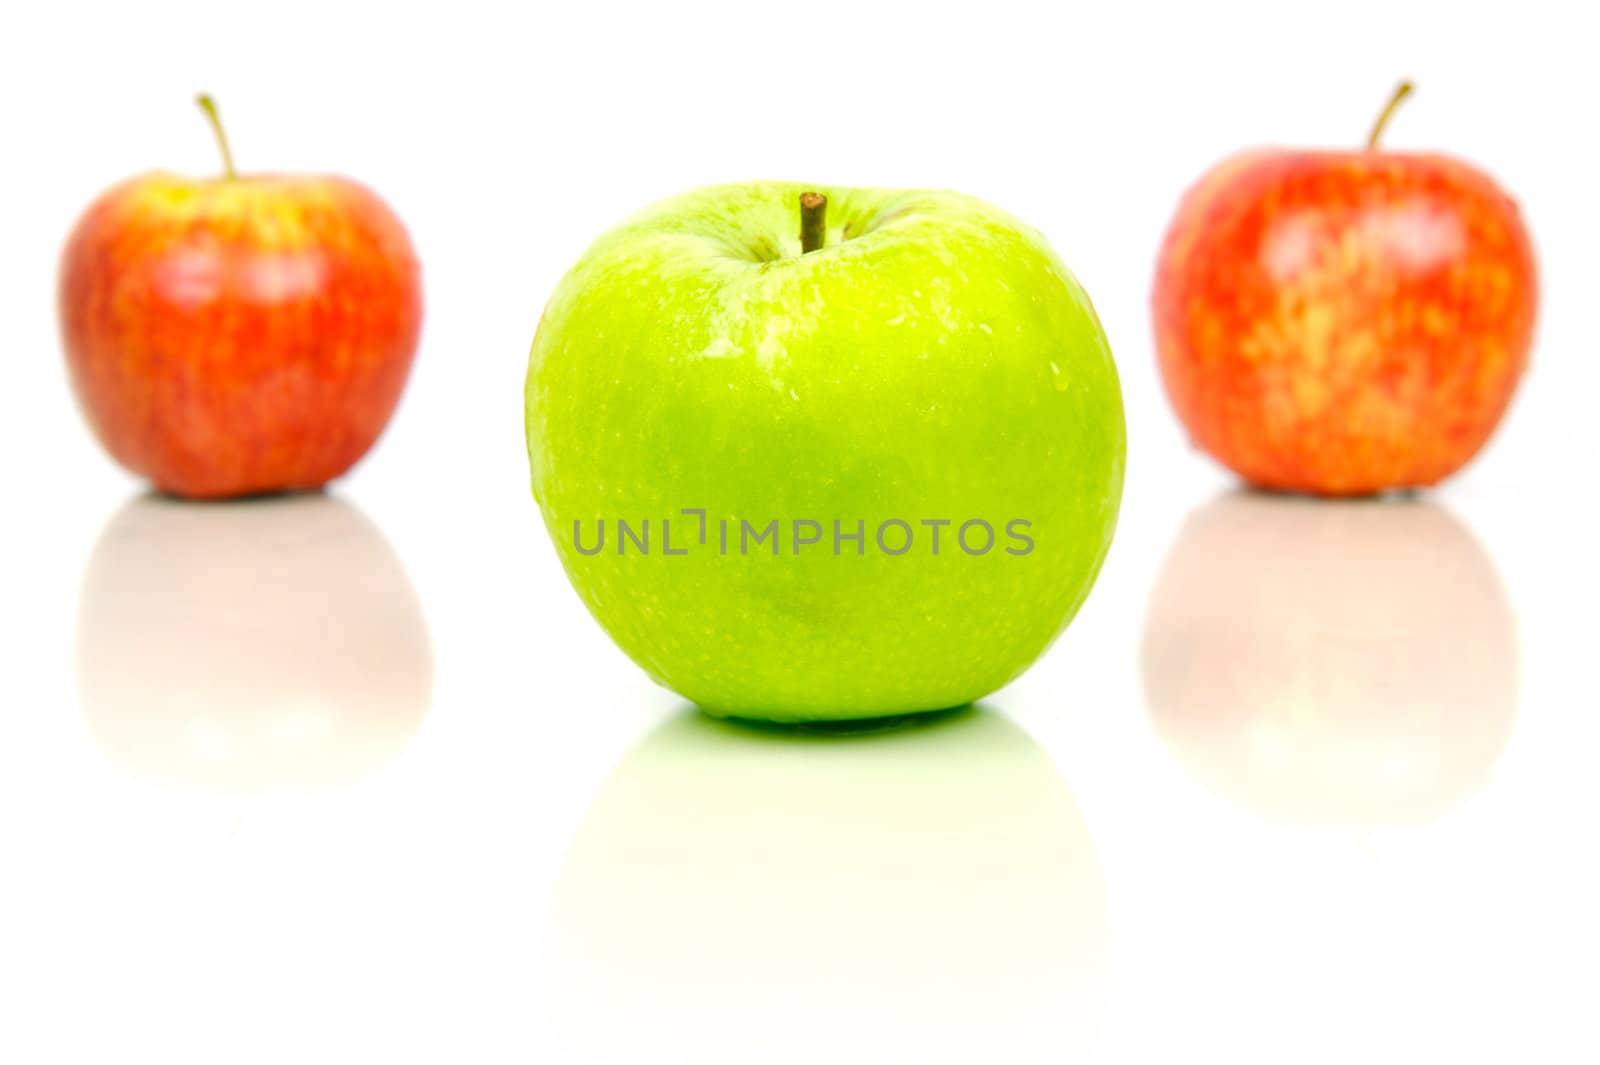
[1,1,1597,1062]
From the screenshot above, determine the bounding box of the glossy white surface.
[2,2,1597,1062]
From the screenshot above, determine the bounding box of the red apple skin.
[1152,150,1537,496]
[59,173,422,499]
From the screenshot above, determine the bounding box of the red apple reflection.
[1141,492,1516,827]
[77,494,432,791]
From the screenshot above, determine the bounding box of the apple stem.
[799,192,827,254]
[195,94,238,179]
[1366,81,1415,150]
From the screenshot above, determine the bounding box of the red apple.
[58,95,423,499]
[1152,83,1537,496]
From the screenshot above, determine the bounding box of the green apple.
[525,182,1125,721]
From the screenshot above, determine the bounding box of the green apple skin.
[526,182,1125,722]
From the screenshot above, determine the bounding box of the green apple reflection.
[1142,492,1517,827]
[76,494,432,792]
[547,707,1109,1064]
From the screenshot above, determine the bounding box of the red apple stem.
[195,94,238,179]
[799,192,827,254]
[1366,81,1415,149]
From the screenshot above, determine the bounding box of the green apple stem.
[1366,80,1415,149]
[195,93,238,179]
[799,192,827,254]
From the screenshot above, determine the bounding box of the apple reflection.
[1142,492,1517,828]
[547,707,1109,1065]
[77,494,432,792]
